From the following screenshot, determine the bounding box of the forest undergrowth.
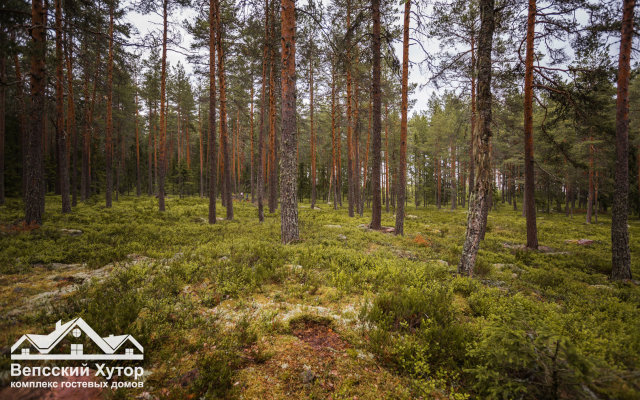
[1,195,639,399]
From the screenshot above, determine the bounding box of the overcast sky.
[122,2,454,116]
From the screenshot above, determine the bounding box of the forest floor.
[0,195,639,399]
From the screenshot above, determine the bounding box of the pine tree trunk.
[0,38,5,205]
[199,102,203,197]
[587,137,594,223]
[370,0,382,229]
[134,78,141,197]
[56,0,70,213]
[208,0,217,223]
[331,63,338,210]
[310,55,317,210]
[12,46,28,200]
[385,102,390,213]
[268,0,277,213]
[395,0,410,235]
[158,0,168,211]
[64,28,78,207]
[216,0,233,219]
[611,0,635,280]
[451,143,456,210]
[250,84,255,202]
[458,0,495,276]
[280,0,299,243]
[354,79,361,216]
[105,2,114,209]
[523,0,538,249]
[257,0,269,222]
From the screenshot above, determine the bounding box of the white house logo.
[10,317,143,361]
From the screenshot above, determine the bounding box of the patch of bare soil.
[291,320,349,353]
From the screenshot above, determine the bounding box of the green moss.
[1,195,638,399]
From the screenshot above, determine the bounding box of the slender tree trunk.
[268,0,277,213]
[385,103,390,213]
[216,0,233,219]
[105,2,114,208]
[0,38,5,205]
[587,136,594,223]
[469,35,476,193]
[523,0,538,249]
[361,98,372,212]
[148,107,154,195]
[611,0,635,280]
[595,168,599,223]
[458,0,495,275]
[354,79,361,216]
[133,78,141,197]
[331,63,338,210]
[309,55,317,210]
[198,102,203,197]
[208,0,218,223]
[280,0,299,243]
[436,155,441,209]
[64,28,78,207]
[451,142,456,210]
[370,0,382,229]
[158,0,168,211]
[56,0,70,213]
[82,48,98,201]
[12,44,28,199]
[250,84,255,202]
[257,0,269,221]
[395,0,410,235]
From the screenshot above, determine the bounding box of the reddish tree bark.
[309,55,317,209]
[611,0,635,280]
[268,0,277,213]
[56,0,70,213]
[331,63,338,209]
[395,0,410,235]
[257,0,269,221]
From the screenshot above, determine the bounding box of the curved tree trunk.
[611,0,635,280]
[458,0,495,276]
